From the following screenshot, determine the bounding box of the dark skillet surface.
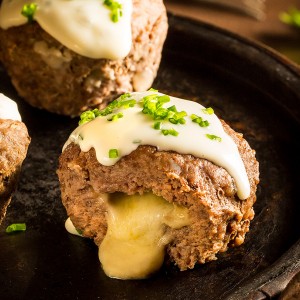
[0,14,300,300]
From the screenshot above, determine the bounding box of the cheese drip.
[65,91,251,199]
[99,193,190,279]
[65,217,82,237]
[0,93,21,121]
[0,0,132,59]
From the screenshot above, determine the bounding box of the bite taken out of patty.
[57,119,259,272]
[0,0,168,116]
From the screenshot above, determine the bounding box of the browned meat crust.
[0,0,168,116]
[0,119,30,224]
[57,120,259,270]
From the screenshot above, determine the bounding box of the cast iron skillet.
[0,14,300,300]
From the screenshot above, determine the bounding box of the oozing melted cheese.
[99,193,190,279]
[0,0,132,59]
[65,91,251,200]
[0,93,21,121]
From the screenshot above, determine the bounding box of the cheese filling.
[99,192,190,279]
[0,0,132,59]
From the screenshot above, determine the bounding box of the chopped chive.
[202,107,214,115]
[157,95,170,106]
[154,107,168,119]
[21,3,37,22]
[107,112,123,121]
[200,120,209,127]
[6,223,26,233]
[78,93,136,125]
[167,105,177,112]
[191,114,210,127]
[133,139,142,144]
[142,93,187,128]
[280,7,300,28]
[206,134,222,142]
[169,118,177,124]
[104,0,123,23]
[119,93,131,99]
[79,110,97,125]
[176,111,188,119]
[109,148,119,158]
[161,128,179,136]
[148,88,158,92]
[153,121,162,130]
[190,114,198,121]
[121,100,136,108]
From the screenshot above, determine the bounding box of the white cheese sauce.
[64,91,251,200]
[65,217,82,237]
[0,0,132,59]
[0,93,22,121]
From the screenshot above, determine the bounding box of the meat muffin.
[0,0,168,116]
[0,93,30,224]
[57,91,259,279]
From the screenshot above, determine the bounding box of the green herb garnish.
[107,112,123,121]
[153,121,162,130]
[141,93,187,128]
[132,139,142,144]
[148,88,158,92]
[6,223,26,233]
[21,3,37,23]
[161,128,179,136]
[79,93,136,125]
[206,134,222,142]
[191,114,209,127]
[202,107,214,115]
[280,7,300,28]
[79,110,98,125]
[104,0,123,23]
[109,148,119,158]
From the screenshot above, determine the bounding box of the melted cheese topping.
[0,0,132,59]
[65,91,251,200]
[0,93,21,121]
[99,193,190,279]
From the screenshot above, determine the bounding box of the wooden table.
[165,0,300,64]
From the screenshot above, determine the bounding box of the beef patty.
[57,120,259,271]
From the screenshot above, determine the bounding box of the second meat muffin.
[0,0,168,116]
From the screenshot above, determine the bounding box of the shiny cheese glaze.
[65,91,251,200]
[0,93,21,121]
[99,192,190,279]
[0,0,132,59]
